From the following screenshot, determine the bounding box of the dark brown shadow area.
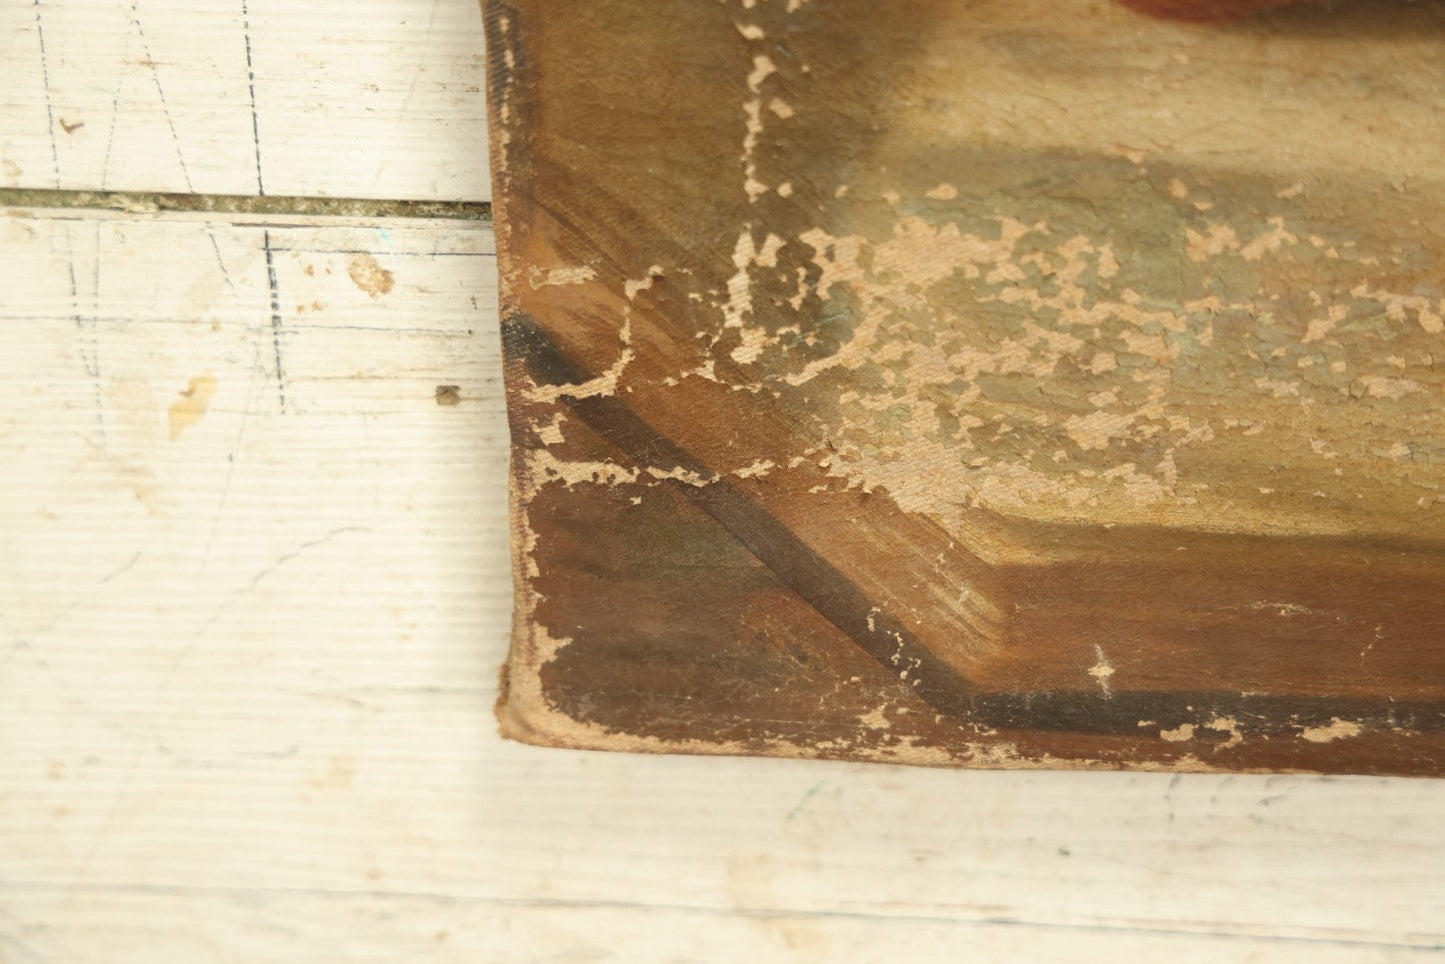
[1240,0,1445,38]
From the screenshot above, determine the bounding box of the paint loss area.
[710,152,1445,545]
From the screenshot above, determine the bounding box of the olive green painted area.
[728,146,1445,545]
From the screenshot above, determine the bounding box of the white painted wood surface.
[1,0,490,200]
[3,206,1445,961]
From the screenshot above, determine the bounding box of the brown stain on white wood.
[346,252,394,298]
[166,372,217,441]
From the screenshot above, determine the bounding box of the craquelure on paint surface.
[487,0,1445,775]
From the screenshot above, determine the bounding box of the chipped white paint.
[625,265,664,301]
[721,228,786,361]
[858,706,891,730]
[691,167,1445,555]
[1355,375,1423,401]
[1186,223,1241,261]
[525,313,633,403]
[526,449,642,489]
[733,458,777,479]
[1239,217,1299,261]
[1352,284,1445,335]
[1301,718,1365,744]
[529,265,597,288]
[756,216,1213,533]
[1160,723,1196,743]
[536,414,566,445]
[786,216,1035,386]
[1205,716,1245,750]
[740,54,778,202]
[1087,645,1115,697]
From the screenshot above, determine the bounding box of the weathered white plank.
[0,0,490,200]
[4,893,1436,964]
[3,207,1445,961]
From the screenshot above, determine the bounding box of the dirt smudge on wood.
[347,252,394,297]
[167,372,217,441]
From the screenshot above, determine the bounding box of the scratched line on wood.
[239,0,266,195]
[127,0,193,191]
[262,229,287,412]
[123,0,239,290]
[86,219,108,437]
[0,881,1439,953]
[30,0,61,188]
[61,221,106,440]
[99,89,122,189]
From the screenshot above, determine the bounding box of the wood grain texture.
[491,0,1445,774]
[0,0,490,200]
[3,207,1445,960]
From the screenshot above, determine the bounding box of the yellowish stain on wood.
[167,372,217,441]
[346,252,395,297]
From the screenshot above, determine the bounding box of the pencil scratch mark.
[0,882,1441,951]
[86,218,110,435]
[209,233,237,293]
[127,0,192,190]
[399,0,445,114]
[100,90,121,189]
[102,524,376,858]
[784,779,829,823]
[125,0,237,291]
[63,221,105,440]
[185,525,374,671]
[263,229,287,412]
[99,552,143,586]
[240,0,266,194]
[32,0,62,187]
[249,527,373,589]
[1,930,46,961]
[280,688,380,712]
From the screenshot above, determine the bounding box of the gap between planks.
[0,187,492,225]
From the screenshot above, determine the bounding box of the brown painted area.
[489,0,1445,775]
